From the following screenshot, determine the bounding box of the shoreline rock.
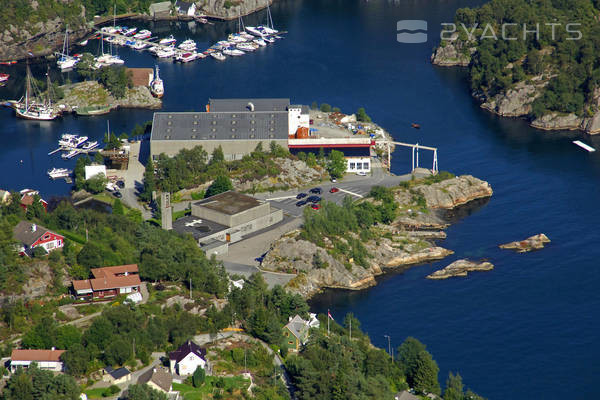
[426,259,494,280]
[412,175,493,209]
[499,234,550,253]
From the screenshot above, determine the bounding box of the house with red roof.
[10,348,65,372]
[19,189,48,213]
[72,264,142,300]
[13,221,64,256]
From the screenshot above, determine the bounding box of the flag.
[327,309,334,320]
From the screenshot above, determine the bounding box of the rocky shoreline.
[431,42,600,135]
[261,174,493,298]
[426,259,494,280]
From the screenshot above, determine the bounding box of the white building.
[288,105,310,137]
[169,340,207,376]
[176,1,196,16]
[346,156,371,173]
[10,349,65,372]
[84,164,107,180]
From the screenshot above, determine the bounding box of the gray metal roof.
[194,191,262,216]
[13,221,50,247]
[149,1,171,13]
[209,98,291,112]
[151,111,289,141]
[284,315,309,342]
[172,215,228,240]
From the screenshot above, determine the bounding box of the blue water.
[1,1,599,398]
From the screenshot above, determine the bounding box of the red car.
[311,204,321,210]
[329,187,339,193]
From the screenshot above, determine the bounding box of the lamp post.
[384,335,392,361]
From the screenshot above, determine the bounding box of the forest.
[453,0,600,117]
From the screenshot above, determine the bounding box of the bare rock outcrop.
[530,113,582,131]
[199,0,273,20]
[412,175,493,209]
[426,259,494,280]
[60,81,161,113]
[431,39,475,67]
[499,233,550,253]
[481,78,547,117]
[232,158,325,192]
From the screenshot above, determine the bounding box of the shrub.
[320,103,332,112]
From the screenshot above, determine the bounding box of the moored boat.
[134,29,152,39]
[210,51,226,61]
[0,73,9,82]
[150,65,164,98]
[159,35,176,45]
[61,149,80,159]
[47,168,72,179]
[156,46,176,58]
[82,141,99,150]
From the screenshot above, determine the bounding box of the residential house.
[72,264,141,300]
[169,340,207,375]
[10,348,65,372]
[282,315,312,352]
[0,189,10,204]
[149,1,172,19]
[103,366,132,384]
[138,367,174,394]
[395,391,421,400]
[19,189,48,213]
[175,1,196,16]
[13,221,64,256]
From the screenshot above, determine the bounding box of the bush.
[192,366,206,387]
[320,103,332,112]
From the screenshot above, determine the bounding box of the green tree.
[61,343,90,377]
[412,350,440,394]
[113,199,124,215]
[124,384,167,400]
[105,337,133,366]
[192,366,206,387]
[205,175,233,198]
[141,158,156,202]
[320,103,332,112]
[85,173,108,194]
[93,152,104,164]
[327,149,347,179]
[310,101,318,110]
[356,107,371,122]
[444,372,464,400]
[210,146,225,165]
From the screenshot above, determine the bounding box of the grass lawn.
[173,376,250,400]
[84,388,107,399]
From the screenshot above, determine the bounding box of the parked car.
[329,187,339,193]
[331,178,337,183]
[311,204,321,210]
[116,180,125,189]
[307,196,321,203]
[309,187,322,194]
[296,193,307,199]
[296,200,307,207]
[356,171,367,176]
[113,191,123,198]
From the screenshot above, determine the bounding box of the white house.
[10,348,65,372]
[84,164,107,180]
[176,1,196,16]
[346,156,371,173]
[169,340,207,375]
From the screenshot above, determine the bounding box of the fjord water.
[1,0,599,398]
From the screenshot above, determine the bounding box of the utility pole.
[349,318,352,340]
[384,335,392,360]
[189,276,192,299]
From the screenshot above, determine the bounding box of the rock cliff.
[198,0,273,20]
[426,259,494,280]
[430,39,474,67]
[411,175,493,209]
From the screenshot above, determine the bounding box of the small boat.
[176,52,199,63]
[573,140,596,152]
[47,168,72,179]
[61,149,80,160]
[123,27,137,36]
[263,36,275,43]
[236,42,257,52]
[196,17,208,24]
[0,61,17,65]
[411,123,421,129]
[59,134,88,148]
[79,39,89,46]
[196,52,208,59]
[156,46,176,58]
[223,48,245,57]
[0,73,9,82]
[150,65,164,98]
[228,33,248,43]
[210,51,226,61]
[133,41,149,50]
[81,141,99,150]
[125,40,136,47]
[159,35,176,45]
[253,38,267,47]
[134,29,152,39]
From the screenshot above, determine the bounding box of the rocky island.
[426,259,494,280]
[499,233,551,253]
[431,0,600,134]
[261,173,493,298]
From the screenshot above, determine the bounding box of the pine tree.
[141,159,156,203]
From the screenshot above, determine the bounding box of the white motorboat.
[236,42,257,52]
[156,46,176,58]
[59,134,88,148]
[228,33,247,43]
[148,45,159,54]
[61,149,80,160]
[134,29,152,39]
[96,54,124,66]
[263,36,275,43]
[159,35,176,45]
[223,48,245,56]
[179,39,196,48]
[58,133,78,146]
[150,65,164,98]
[79,39,89,46]
[175,52,199,63]
[81,141,99,150]
[47,168,72,179]
[253,38,267,47]
[210,51,226,61]
[178,43,197,52]
[123,27,137,36]
[133,41,149,50]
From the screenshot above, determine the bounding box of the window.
[357,163,362,170]
[363,162,370,169]
[350,162,355,170]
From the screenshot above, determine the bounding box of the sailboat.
[57,25,78,70]
[150,65,164,98]
[14,63,59,121]
[246,1,278,37]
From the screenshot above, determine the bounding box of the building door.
[226,233,231,242]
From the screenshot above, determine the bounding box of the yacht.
[175,52,199,63]
[223,48,245,56]
[253,38,267,47]
[57,26,79,70]
[263,36,275,43]
[159,35,176,45]
[47,168,72,179]
[14,63,58,121]
[156,46,176,58]
[179,39,196,48]
[61,149,80,160]
[82,141,99,151]
[133,41,149,50]
[58,134,78,147]
[228,33,247,43]
[134,29,152,39]
[123,27,137,36]
[236,42,257,52]
[150,65,164,98]
[210,51,226,61]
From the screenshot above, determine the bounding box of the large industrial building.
[172,191,283,256]
[150,98,308,161]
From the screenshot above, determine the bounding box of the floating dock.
[573,140,596,152]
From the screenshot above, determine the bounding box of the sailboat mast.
[46,66,52,106]
[25,61,31,109]
[268,1,274,29]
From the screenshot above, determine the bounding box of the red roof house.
[72,264,142,300]
[10,348,65,372]
[19,189,48,213]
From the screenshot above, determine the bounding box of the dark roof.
[209,98,290,112]
[194,191,262,215]
[151,111,289,142]
[106,366,130,380]
[172,215,228,240]
[169,340,206,363]
[13,221,51,247]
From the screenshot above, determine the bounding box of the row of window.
[348,162,370,170]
